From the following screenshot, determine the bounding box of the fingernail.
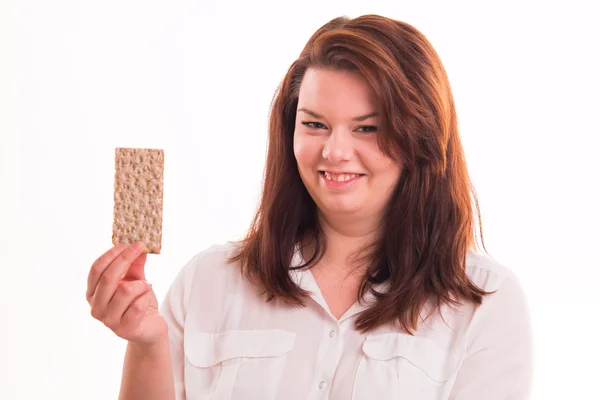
[133,242,146,252]
[142,280,152,288]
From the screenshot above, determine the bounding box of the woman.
[87,14,533,400]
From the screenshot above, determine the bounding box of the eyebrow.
[297,108,380,122]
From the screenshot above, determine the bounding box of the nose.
[322,130,354,163]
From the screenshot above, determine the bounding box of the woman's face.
[293,67,402,223]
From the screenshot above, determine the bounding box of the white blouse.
[160,242,533,400]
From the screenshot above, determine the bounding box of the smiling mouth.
[320,171,366,182]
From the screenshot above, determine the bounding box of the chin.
[321,200,362,215]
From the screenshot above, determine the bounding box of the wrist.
[129,334,170,355]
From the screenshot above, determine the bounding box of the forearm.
[118,338,176,400]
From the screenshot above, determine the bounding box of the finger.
[102,280,152,329]
[87,244,128,303]
[122,253,147,282]
[91,242,147,313]
[120,291,154,333]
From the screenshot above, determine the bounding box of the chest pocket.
[184,329,296,400]
[352,333,463,400]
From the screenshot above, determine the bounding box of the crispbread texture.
[112,148,164,254]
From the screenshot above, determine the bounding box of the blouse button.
[329,329,336,337]
[319,380,326,389]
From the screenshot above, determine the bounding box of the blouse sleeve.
[449,275,534,399]
[159,254,199,400]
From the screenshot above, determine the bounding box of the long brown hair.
[230,14,494,334]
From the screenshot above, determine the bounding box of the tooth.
[323,172,361,182]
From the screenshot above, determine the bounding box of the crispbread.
[112,148,164,254]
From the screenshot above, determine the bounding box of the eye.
[301,121,328,130]
[355,125,378,133]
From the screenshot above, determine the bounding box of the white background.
[1,0,598,399]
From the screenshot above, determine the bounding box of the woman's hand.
[87,243,168,345]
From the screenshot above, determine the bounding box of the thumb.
[123,253,147,282]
